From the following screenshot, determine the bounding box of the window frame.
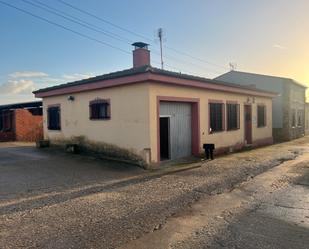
[257,104,266,128]
[47,105,61,131]
[89,98,111,120]
[226,102,240,131]
[209,100,225,134]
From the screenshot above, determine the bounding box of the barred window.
[209,103,224,132]
[227,103,240,130]
[47,106,61,130]
[257,105,266,127]
[89,99,110,120]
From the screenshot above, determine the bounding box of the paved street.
[0,138,309,248]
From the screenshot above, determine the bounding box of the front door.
[160,117,170,160]
[244,105,252,144]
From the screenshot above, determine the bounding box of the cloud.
[9,71,49,78]
[273,44,287,50]
[0,79,35,94]
[62,73,94,81]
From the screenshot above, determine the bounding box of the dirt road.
[0,138,308,248]
[122,148,309,248]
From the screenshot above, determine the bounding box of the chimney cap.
[132,42,149,49]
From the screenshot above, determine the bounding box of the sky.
[0,0,308,104]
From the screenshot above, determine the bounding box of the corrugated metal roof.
[0,101,42,111]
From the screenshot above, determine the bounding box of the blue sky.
[0,0,308,104]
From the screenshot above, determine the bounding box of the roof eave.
[35,71,277,99]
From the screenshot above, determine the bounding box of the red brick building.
[0,101,43,142]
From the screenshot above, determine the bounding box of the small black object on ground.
[203,143,215,160]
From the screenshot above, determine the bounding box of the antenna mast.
[158,28,164,69]
[229,62,237,71]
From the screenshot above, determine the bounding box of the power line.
[22,0,133,44]
[56,0,150,42]
[165,46,228,70]
[56,0,228,71]
[0,0,131,55]
[55,0,226,74]
[0,1,224,77]
[21,0,225,75]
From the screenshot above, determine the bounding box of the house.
[33,42,276,166]
[0,101,43,142]
[216,71,307,142]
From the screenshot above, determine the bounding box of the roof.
[216,70,307,89]
[0,101,42,111]
[33,66,277,98]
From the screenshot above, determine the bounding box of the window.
[227,103,240,130]
[257,105,266,127]
[209,102,224,132]
[291,109,296,127]
[297,110,303,127]
[89,99,110,120]
[47,106,61,130]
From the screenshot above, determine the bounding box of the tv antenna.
[157,28,164,69]
[229,62,237,71]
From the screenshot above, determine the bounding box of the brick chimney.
[132,42,150,68]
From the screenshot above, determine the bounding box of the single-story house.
[34,42,276,166]
[0,101,43,142]
[216,71,307,142]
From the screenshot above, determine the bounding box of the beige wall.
[43,83,151,158]
[42,81,273,164]
[149,82,272,162]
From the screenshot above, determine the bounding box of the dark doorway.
[244,105,252,144]
[160,117,170,160]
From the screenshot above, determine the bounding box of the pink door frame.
[156,96,200,162]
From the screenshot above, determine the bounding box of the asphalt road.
[0,139,308,249]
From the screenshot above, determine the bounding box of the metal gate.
[160,102,192,160]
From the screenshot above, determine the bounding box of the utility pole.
[158,28,164,69]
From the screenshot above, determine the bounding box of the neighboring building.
[34,43,276,166]
[305,103,309,135]
[0,101,43,142]
[216,71,307,142]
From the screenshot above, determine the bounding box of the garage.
[159,102,192,160]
